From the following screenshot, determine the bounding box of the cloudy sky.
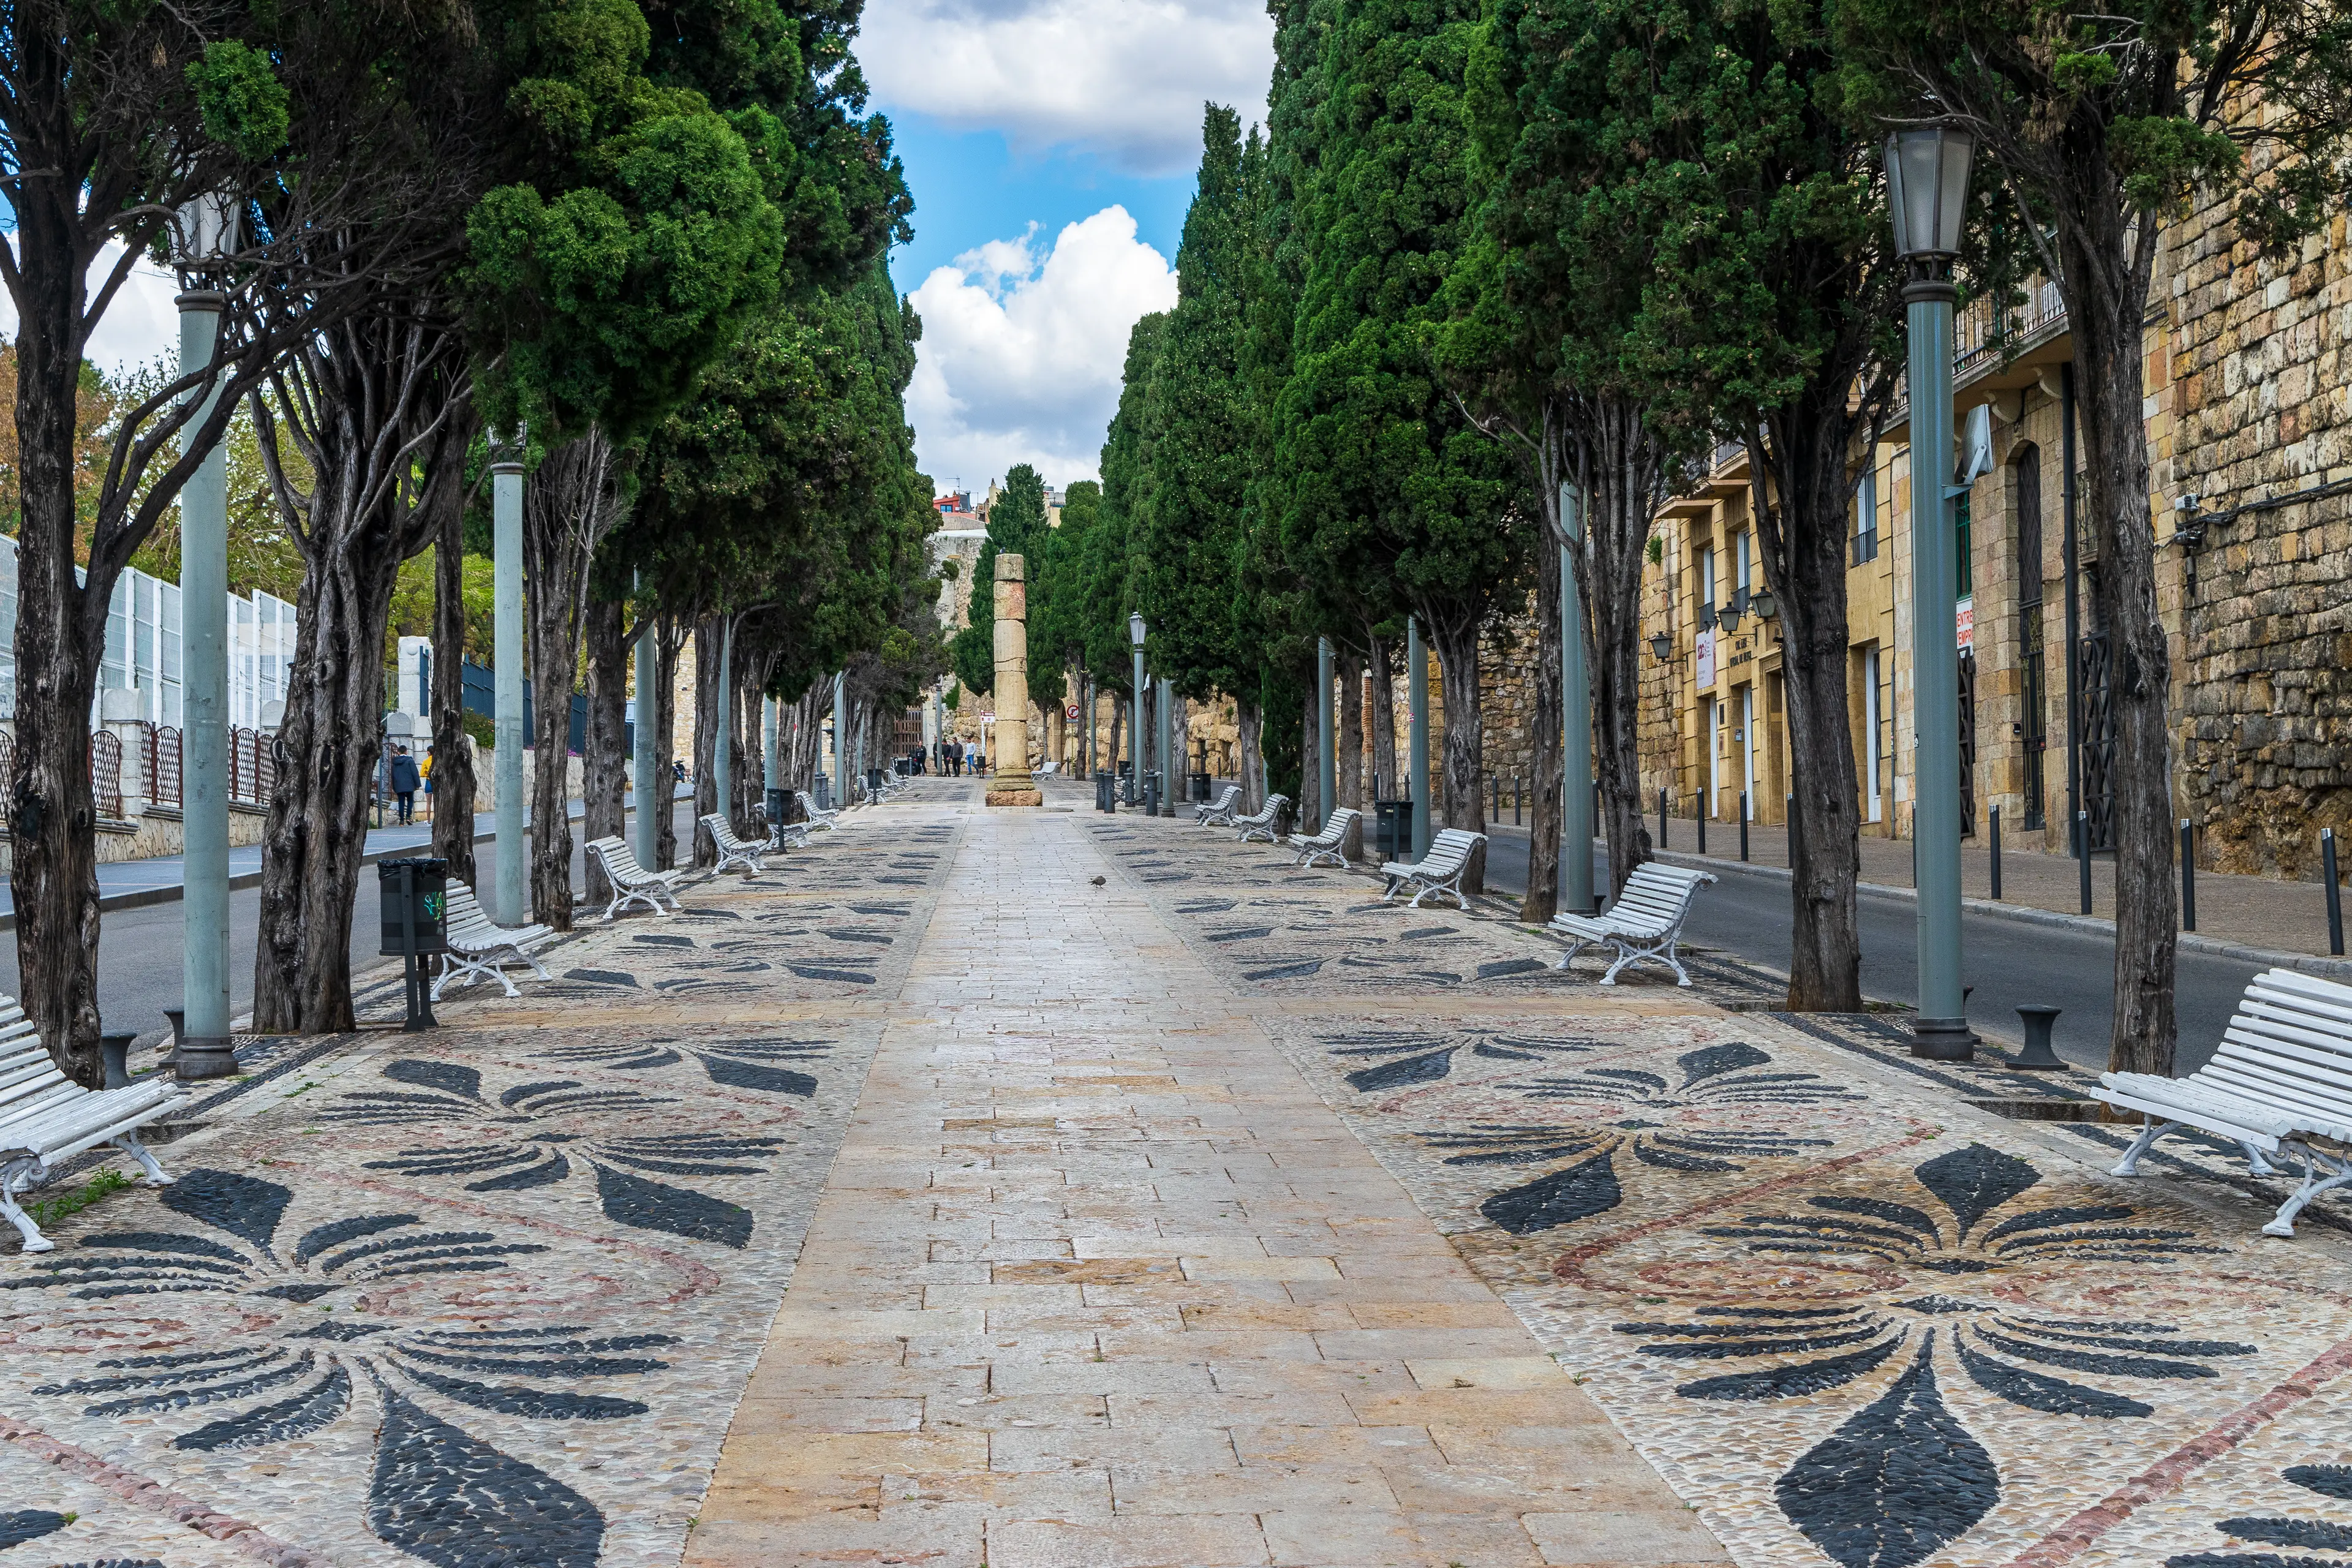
[41,3,1275,496]
[866,0,1274,492]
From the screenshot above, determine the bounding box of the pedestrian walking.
[420,747,435,821]
[389,745,421,825]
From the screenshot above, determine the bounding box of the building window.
[1853,472,1879,564]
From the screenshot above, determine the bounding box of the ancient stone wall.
[2165,204,2352,878]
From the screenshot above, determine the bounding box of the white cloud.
[907,205,1177,489]
[0,241,183,379]
[862,0,1273,175]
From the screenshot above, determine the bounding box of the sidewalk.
[0,786,694,927]
[1646,812,2351,966]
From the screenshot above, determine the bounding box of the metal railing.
[143,723,183,811]
[1955,277,2067,379]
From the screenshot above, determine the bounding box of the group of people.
[941,737,975,776]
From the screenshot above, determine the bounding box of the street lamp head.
[1648,631,1673,665]
[172,192,239,285]
[1885,126,1975,263]
[1128,611,1147,648]
[1719,601,1744,633]
[1751,587,1778,622]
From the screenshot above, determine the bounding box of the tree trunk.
[1237,701,1264,812]
[2063,214,2177,1076]
[582,595,627,910]
[430,473,478,893]
[251,317,465,1034]
[1107,703,1125,785]
[650,620,680,871]
[787,684,825,791]
[1337,650,1365,811]
[522,434,622,930]
[9,296,105,1081]
[1367,635,1400,801]
[692,620,720,864]
[1523,562,1563,924]
[1754,397,1866,1012]
[1427,616,1487,894]
[1575,398,1665,901]
[1300,691,1322,834]
[251,522,402,1034]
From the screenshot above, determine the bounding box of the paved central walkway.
[687,807,1723,1567]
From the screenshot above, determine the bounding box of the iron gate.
[2076,633,2117,850]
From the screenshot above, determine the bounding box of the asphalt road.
[1482,829,2256,1074]
[0,799,697,1054]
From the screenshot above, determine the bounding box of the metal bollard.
[1739,794,1749,862]
[2180,818,2196,932]
[1657,787,1667,851]
[1515,777,1523,827]
[1491,777,1501,822]
[2012,1005,2065,1071]
[2326,828,2344,957]
[1989,804,2002,901]
[2077,811,2093,915]
[1697,803,1706,856]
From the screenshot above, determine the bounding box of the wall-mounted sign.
[1695,629,1716,687]
[1956,598,1975,652]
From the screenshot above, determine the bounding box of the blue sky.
[884,115,1194,299]
[858,0,1273,489]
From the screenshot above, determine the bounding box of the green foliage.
[1030,478,1098,677]
[187,42,290,162]
[1275,0,1531,643]
[28,1168,130,1231]
[1083,313,1166,695]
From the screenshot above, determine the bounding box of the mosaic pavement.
[0,807,960,1568]
[12,793,2352,1567]
[1089,809,2352,1568]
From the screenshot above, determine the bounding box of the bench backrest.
[1313,807,1360,847]
[1605,862,1713,932]
[0,1021,70,1122]
[1242,793,1289,822]
[1417,827,1484,874]
[2199,968,2352,1125]
[589,835,654,885]
[797,791,832,815]
[443,881,497,933]
[699,812,750,850]
[1208,785,1238,809]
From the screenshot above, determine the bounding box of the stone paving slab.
[0,802,961,1568]
[689,803,1725,1568]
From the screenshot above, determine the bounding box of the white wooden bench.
[797,790,840,832]
[1287,807,1361,869]
[587,835,684,920]
[700,812,769,875]
[1380,827,1485,909]
[0,1013,185,1253]
[2097,967,2352,1237]
[434,882,554,1000]
[1194,784,1240,827]
[1234,793,1291,845]
[1551,862,1716,986]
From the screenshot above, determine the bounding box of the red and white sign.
[1066,704,1080,720]
[1956,599,1974,652]
[1695,630,1716,688]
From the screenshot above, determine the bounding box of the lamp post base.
[1909,1017,1978,1061]
[173,1038,240,1082]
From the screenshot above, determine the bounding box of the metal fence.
[141,723,183,811]
[90,731,123,819]
[228,726,275,807]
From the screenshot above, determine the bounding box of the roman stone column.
[987,553,1042,805]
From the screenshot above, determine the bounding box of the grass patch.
[26,1167,132,1229]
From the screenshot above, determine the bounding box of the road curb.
[1651,847,2352,983]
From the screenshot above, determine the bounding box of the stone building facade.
[1628,200,2352,885]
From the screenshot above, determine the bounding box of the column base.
[986,775,1042,809]
[173,1038,241,1081]
[1909,1017,1978,1061]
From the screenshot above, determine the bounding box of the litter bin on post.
[379,856,448,1032]
[813,775,831,812]
[1373,799,1415,862]
[867,766,885,798]
[1190,771,1210,802]
[765,787,788,833]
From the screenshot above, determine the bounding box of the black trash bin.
[1373,799,1415,862]
[1190,771,1210,802]
[867,767,885,796]
[379,856,449,1031]
[813,776,832,812]
[766,786,790,827]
